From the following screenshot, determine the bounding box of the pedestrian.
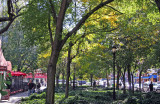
[41,79,44,86]
[93,80,96,90]
[28,79,35,96]
[149,81,153,92]
[36,80,41,94]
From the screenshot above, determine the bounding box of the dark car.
[78,81,86,85]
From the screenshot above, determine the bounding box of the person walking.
[28,79,35,96]
[149,81,153,92]
[93,80,96,90]
[36,80,41,94]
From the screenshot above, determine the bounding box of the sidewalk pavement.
[0,86,47,104]
[0,91,28,104]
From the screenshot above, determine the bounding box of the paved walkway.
[0,86,46,104]
[0,91,28,104]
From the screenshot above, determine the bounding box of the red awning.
[9,71,26,76]
[25,73,47,79]
[25,75,32,78]
[34,75,47,78]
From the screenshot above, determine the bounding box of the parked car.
[134,83,143,91]
[142,83,149,92]
[156,85,160,92]
[78,81,86,86]
[86,82,91,86]
[70,80,78,86]
[156,82,160,92]
[125,82,133,89]
[109,80,123,88]
[153,82,158,91]
[142,82,158,92]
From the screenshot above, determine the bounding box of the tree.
[21,0,117,103]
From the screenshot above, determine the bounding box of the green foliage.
[21,91,65,104]
[125,96,139,104]
[21,92,46,104]
[20,87,160,104]
[20,0,50,49]
[142,91,160,104]
[61,89,113,104]
[2,20,40,72]
[0,72,11,96]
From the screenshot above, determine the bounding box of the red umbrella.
[16,71,26,76]
[9,71,26,76]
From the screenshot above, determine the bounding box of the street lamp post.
[112,46,116,100]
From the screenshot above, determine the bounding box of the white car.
[86,82,91,86]
[153,82,158,91]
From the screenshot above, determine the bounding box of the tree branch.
[106,5,123,14]
[48,15,54,48]
[0,15,20,35]
[73,28,87,44]
[0,17,11,22]
[60,0,114,48]
[0,0,27,35]
[71,40,82,60]
[49,0,57,23]
[86,27,118,34]
[155,0,160,13]
[57,0,72,32]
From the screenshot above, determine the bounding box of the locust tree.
[21,0,119,103]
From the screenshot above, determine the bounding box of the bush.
[141,91,160,104]
[21,99,45,104]
[118,93,129,100]
[61,96,78,104]
[21,92,46,104]
[126,96,138,104]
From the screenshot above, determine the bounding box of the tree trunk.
[65,42,72,98]
[73,65,76,90]
[46,47,60,104]
[56,74,59,88]
[123,67,127,94]
[90,74,93,87]
[139,71,142,91]
[116,65,121,90]
[106,70,110,87]
[131,73,134,94]
[155,0,160,13]
[62,70,65,88]
[127,64,131,92]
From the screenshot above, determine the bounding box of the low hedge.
[20,88,160,104]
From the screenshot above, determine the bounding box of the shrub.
[118,93,129,100]
[61,96,78,104]
[126,96,138,104]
